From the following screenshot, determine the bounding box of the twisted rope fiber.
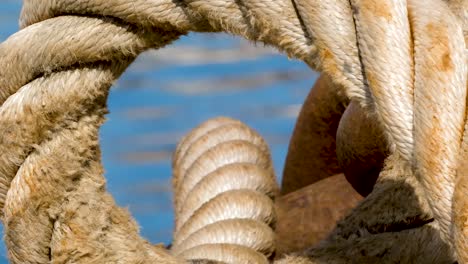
[0,0,466,262]
[171,117,279,263]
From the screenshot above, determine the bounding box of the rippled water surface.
[0,1,317,262]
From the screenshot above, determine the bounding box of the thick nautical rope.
[0,0,466,262]
[1,63,185,263]
[278,153,457,263]
[171,117,279,263]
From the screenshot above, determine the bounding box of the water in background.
[0,1,317,262]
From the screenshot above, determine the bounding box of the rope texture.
[0,0,466,262]
[172,117,278,263]
[278,153,456,263]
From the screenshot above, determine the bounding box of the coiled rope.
[0,0,466,262]
[172,117,278,263]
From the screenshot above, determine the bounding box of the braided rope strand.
[0,0,465,262]
[172,117,278,263]
[410,0,467,251]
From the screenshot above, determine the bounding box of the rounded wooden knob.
[336,101,389,196]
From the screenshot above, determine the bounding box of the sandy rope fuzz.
[171,117,278,263]
[278,154,456,263]
[454,118,468,262]
[1,67,184,263]
[0,0,466,262]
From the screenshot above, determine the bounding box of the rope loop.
[0,0,466,262]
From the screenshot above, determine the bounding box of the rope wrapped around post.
[0,0,466,262]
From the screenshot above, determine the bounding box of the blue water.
[0,2,316,262]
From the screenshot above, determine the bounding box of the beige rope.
[277,154,456,263]
[171,117,278,263]
[454,118,468,262]
[0,0,466,262]
[1,66,184,263]
[410,0,467,250]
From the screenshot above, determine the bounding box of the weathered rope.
[410,0,466,251]
[1,65,184,263]
[171,117,278,263]
[0,0,466,262]
[277,153,456,263]
[455,118,468,262]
